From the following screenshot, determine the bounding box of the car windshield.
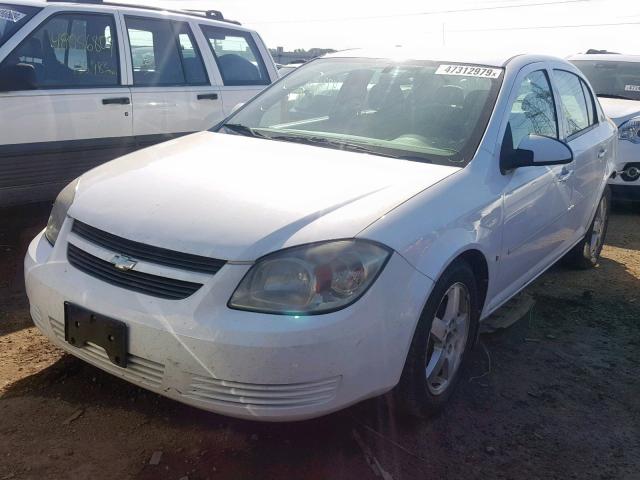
[0,3,40,48]
[572,59,640,101]
[219,58,503,166]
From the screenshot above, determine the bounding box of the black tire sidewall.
[581,187,611,267]
[397,260,480,417]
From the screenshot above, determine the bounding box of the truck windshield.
[0,3,40,48]
[219,58,503,167]
[572,60,640,101]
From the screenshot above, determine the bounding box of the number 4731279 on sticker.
[435,64,503,79]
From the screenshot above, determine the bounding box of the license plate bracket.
[64,302,128,368]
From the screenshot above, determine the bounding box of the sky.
[122,0,640,56]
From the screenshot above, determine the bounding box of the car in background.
[569,53,640,202]
[26,48,615,421]
[0,0,278,207]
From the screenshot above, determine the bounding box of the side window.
[554,70,591,137]
[175,23,208,85]
[200,25,270,86]
[505,70,558,149]
[126,17,207,87]
[0,13,119,89]
[580,79,597,126]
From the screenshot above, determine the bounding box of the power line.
[449,19,640,32]
[250,0,593,24]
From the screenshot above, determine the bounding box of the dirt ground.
[1,202,639,480]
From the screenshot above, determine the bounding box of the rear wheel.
[397,260,479,417]
[563,188,610,269]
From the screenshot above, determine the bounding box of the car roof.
[323,46,566,68]
[8,0,250,30]
[568,53,640,63]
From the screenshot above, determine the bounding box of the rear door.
[121,13,224,143]
[550,67,611,238]
[198,25,273,115]
[0,8,132,205]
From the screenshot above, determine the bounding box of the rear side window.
[200,25,270,86]
[0,3,41,48]
[554,70,591,137]
[126,17,208,87]
[0,13,119,89]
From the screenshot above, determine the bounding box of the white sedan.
[25,48,615,421]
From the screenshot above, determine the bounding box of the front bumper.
[610,184,640,202]
[608,140,639,192]
[24,222,432,421]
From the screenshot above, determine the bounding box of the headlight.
[44,178,79,245]
[619,116,640,143]
[228,240,391,315]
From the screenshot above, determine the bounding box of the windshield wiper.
[268,135,431,162]
[222,123,269,139]
[597,93,634,101]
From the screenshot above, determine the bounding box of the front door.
[493,66,575,303]
[0,11,132,205]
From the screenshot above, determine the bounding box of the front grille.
[184,374,341,409]
[72,220,226,274]
[50,317,165,388]
[67,243,202,300]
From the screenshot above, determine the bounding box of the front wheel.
[396,260,479,417]
[563,187,611,269]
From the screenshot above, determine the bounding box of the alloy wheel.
[425,282,471,395]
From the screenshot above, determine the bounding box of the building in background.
[270,47,336,65]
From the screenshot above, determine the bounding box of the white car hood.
[70,132,459,261]
[598,97,640,126]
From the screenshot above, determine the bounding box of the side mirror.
[0,63,36,92]
[501,134,573,174]
[231,102,245,114]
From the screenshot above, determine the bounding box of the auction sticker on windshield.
[0,8,26,22]
[436,64,502,78]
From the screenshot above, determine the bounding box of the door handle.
[102,97,130,105]
[197,93,219,100]
[597,148,607,159]
[556,167,573,183]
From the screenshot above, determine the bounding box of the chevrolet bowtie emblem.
[110,254,137,272]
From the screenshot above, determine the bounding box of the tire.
[396,260,480,418]
[562,187,611,269]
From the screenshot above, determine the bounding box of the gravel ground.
[1,202,639,480]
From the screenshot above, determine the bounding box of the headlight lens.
[228,240,391,315]
[619,116,640,143]
[44,178,79,245]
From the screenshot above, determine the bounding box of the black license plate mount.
[64,302,128,368]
